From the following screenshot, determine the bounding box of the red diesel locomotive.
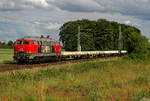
[13,36,62,63]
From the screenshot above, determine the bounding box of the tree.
[123,27,149,60]
[59,19,150,60]
[7,40,14,48]
[0,40,14,49]
[59,19,96,51]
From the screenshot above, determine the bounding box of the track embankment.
[0,57,121,72]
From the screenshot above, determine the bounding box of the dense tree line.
[59,19,150,60]
[0,40,14,49]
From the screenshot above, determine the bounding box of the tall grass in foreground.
[0,59,150,101]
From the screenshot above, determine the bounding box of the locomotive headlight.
[27,51,36,54]
[28,51,33,54]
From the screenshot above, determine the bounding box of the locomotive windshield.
[55,42,60,45]
[23,41,29,45]
[32,41,40,45]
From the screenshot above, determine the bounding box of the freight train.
[13,36,127,63]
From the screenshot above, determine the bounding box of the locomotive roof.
[17,36,57,42]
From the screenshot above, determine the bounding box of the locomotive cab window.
[38,41,41,45]
[16,40,22,45]
[32,41,39,45]
[55,42,60,45]
[23,41,29,45]
[47,41,51,45]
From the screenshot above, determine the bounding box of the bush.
[124,27,150,60]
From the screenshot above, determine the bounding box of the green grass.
[0,59,150,101]
[0,49,14,65]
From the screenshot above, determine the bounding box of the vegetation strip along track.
[0,57,120,72]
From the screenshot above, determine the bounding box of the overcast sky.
[0,0,150,41]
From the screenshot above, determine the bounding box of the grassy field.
[0,59,150,101]
[0,49,14,65]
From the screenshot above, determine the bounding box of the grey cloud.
[94,0,150,20]
[1,0,150,20]
[49,0,150,20]
[0,0,54,11]
[96,0,150,20]
[49,0,103,12]
[0,14,61,41]
[0,0,104,12]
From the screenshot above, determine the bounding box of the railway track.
[0,57,121,72]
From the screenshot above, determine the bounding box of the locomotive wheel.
[16,60,25,64]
